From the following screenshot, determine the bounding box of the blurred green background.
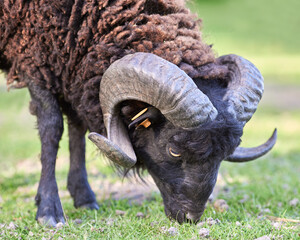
[0,0,299,238]
[189,0,300,85]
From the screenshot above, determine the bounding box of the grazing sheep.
[0,0,276,226]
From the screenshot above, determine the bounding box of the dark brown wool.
[0,0,227,133]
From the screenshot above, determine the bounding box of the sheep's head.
[89,53,276,223]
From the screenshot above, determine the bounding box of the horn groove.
[218,55,264,126]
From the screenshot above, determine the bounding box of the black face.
[134,123,222,223]
[121,101,242,223]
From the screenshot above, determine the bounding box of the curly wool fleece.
[0,0,227,132]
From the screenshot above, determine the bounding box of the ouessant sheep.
[0,0,276,226]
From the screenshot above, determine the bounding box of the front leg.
[28,82,64,227]
[67,118,99,210]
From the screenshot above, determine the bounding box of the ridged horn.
[89,52,218,167]
[226,129,277,162]
[218,55,264,126]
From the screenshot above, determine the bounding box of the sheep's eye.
[168,147,181,158]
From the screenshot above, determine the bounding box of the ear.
[120,100,163,130]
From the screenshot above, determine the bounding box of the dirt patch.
[91,175,159,205]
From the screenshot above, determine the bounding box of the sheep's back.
[1,0,218,133]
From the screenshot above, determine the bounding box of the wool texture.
[0,0,227,132]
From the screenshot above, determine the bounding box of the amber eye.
[168,147,181,158]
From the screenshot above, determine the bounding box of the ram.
[0,0,276,226]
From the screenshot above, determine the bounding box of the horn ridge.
[97,52,218,167]
[101,53,218,129]
[218,54,264,126]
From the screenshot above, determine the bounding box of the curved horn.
[89,52,218,167]
[218,55,264,126]
[226,129,277,162]
[88,132,136,168]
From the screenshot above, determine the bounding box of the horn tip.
[268,128,278,147]
[225,127,277,163]
[88,132,101,143]
[273,128,278,137]
[88,132,137,168]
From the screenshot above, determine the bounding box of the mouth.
[164,207,204,224]
[185,211,204,222]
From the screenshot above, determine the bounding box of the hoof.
[37,216,66,228]
[80,201,99,210]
